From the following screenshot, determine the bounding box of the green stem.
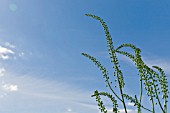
[107,81,123,102]
[140,105,152,112]
[153,83,165,113]
[164,100,167,113]
[139,78,143,103]
[135,95,141,113]
[119,84,127,113]
[139,77,143,113]
[151,97,155,113]
[145,66,165,113]
[115,66,127,113]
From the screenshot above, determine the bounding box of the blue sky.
[0,0,169,113]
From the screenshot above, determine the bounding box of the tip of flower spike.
[81,53,88,56]
[85,14,92,16]
[85,14,101,20]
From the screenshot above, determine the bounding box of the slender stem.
[153,84,165,113]
[164,100,167,113]
[146,66,165,113]
[107,81,123,102]
[140,105,152,112]
[138,78,143,113]
[114,68,127,113]
[151,97,155,113]
[140,77,143,103]
[135,95,141,113]
[107,36,127,112]
[118,81,127,113]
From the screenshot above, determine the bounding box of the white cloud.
[143,57,170,75]
[0,46,14,54]
[107,109,114,113]
[67,108,72,112]
[127,102,134,106]
[119,109,135,113]
[2,84,18,92]
[0,46,14,60]
[107,108,136,113]
[5,42,15,48]
[0,73,101,113]
[1,55,9,60]
[64,108,77,113]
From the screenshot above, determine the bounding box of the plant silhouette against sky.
[82,14,169,113]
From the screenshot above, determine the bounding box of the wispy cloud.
[64,108,77,113]
[127,102,134,106]
[67,108,72,112]
[0,43,20,96]
[5,42,15,48]
[118,109,136,113]
[2,84,18,92]
[0,46,14,54]
[0,69,19,97]
[0,46,14,60]
[106,108,136,113]
[143,57,170,75]
[0,71,98,113]
[117,53,170,75]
